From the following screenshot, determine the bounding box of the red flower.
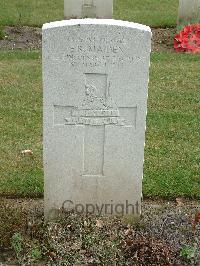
[174,24,200,53]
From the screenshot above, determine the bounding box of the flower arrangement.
[174,24,200,53]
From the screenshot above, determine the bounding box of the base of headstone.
[178,0,200,28]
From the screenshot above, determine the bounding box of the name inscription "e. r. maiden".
[58,37,139,67]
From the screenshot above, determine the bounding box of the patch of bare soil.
[152,28,176,52]
[0,26,176,53]
[0,198,199,265]
[0,26,42,50]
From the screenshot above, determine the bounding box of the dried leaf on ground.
[96,220,103,228]
[176,197,184,206]
[192,212,200,231]
[21,149,33,156]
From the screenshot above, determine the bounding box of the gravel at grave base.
[0,26,176,53]
[0,198,199,265]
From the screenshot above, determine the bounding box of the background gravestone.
[43,19,151,218]
[64,0,113,19]
[178,0,200,27]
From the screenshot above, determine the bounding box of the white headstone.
[64,0,113,19]
[43,19,151,219]
[178,0,200,27]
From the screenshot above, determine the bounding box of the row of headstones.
[43,0,199,220]
[64,0,200,26]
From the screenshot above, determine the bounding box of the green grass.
[0,26,5,40]
[0,51,43,197]
[0,0,179,27]
[144,53,200,198]
[0,0,63,27]
[114,0,179,28]
[0,51,199,198]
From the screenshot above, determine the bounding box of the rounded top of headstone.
[42,19,151,33]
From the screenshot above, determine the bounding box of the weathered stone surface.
[178,0,200,27]
[64,0,113,19]
[43,19,151,218]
